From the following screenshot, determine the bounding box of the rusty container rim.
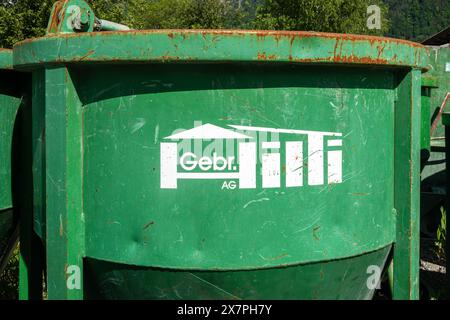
[13,29,429,70]
[0,49,13,70]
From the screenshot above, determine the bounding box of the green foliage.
[86,0,131,26]
[435,206,446,259]
[115,0,192,30]
[0,0,54,48]
[0,0,254,48]
[0,243,19,300]
[103,0,252,30]
[183,0,238,29]
[253,0,389,35]
[384,0,450,42]
[0,0,448,48]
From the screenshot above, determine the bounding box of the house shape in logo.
[160,123,343,189]
[160,124,257,189]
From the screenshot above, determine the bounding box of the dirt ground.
[373,237,447,300]
[420,237,447,299]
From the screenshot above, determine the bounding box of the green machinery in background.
[431,43,450,295]
[420,26,450,296]
[421,44,449,238]
[11,0,430,300]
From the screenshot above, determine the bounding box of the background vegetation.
[1,0,449,48]
[0,245,19,300]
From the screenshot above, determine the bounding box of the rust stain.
[333,54,389,65]
[320,269,325,280]
[289,35,295,46]
[143,221,155,230]
[78,49,95,61]
[333,39,340,57]
[377,43,386,58]
[59,218,63,237]
[257,52,277,60]
[14,29,427,71]
[266,253,289,261]
[48,1,66,33]
[313,226,320,241]
[16,29,426,49]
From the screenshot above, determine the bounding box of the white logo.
[160,123,343,189]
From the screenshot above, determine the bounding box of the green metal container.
[0,49,21,272]
[13,30,428,300]
[0,49,20,274]
[0,49,41,298]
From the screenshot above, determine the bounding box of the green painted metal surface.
[421,47,449,197]
[0,67,16,211]
[47,0,95,34]
[420,75,439,159]
[0,49,20,271]
[84,246,391,300]
[428,46,450,140]
[420,46,449,243]
[0,49,43,299]
[13,30,427,300]
[0,50,15,212]
[14,30,428,69]
[0,49,13,69]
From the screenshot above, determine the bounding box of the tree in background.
[0,245,19,299]
[384,0,450,42]
[0,0,449,51]
[0,0,54,48]
[0,0,252,48]
[87,0,132,27]
[117,0,249,30]
[253,0,389,35]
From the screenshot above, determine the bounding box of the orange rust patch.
[47,1,66,33]
[257,52,277,60]
[78,49,95,61]
[332,54,389,65]
[15,29,426,50]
